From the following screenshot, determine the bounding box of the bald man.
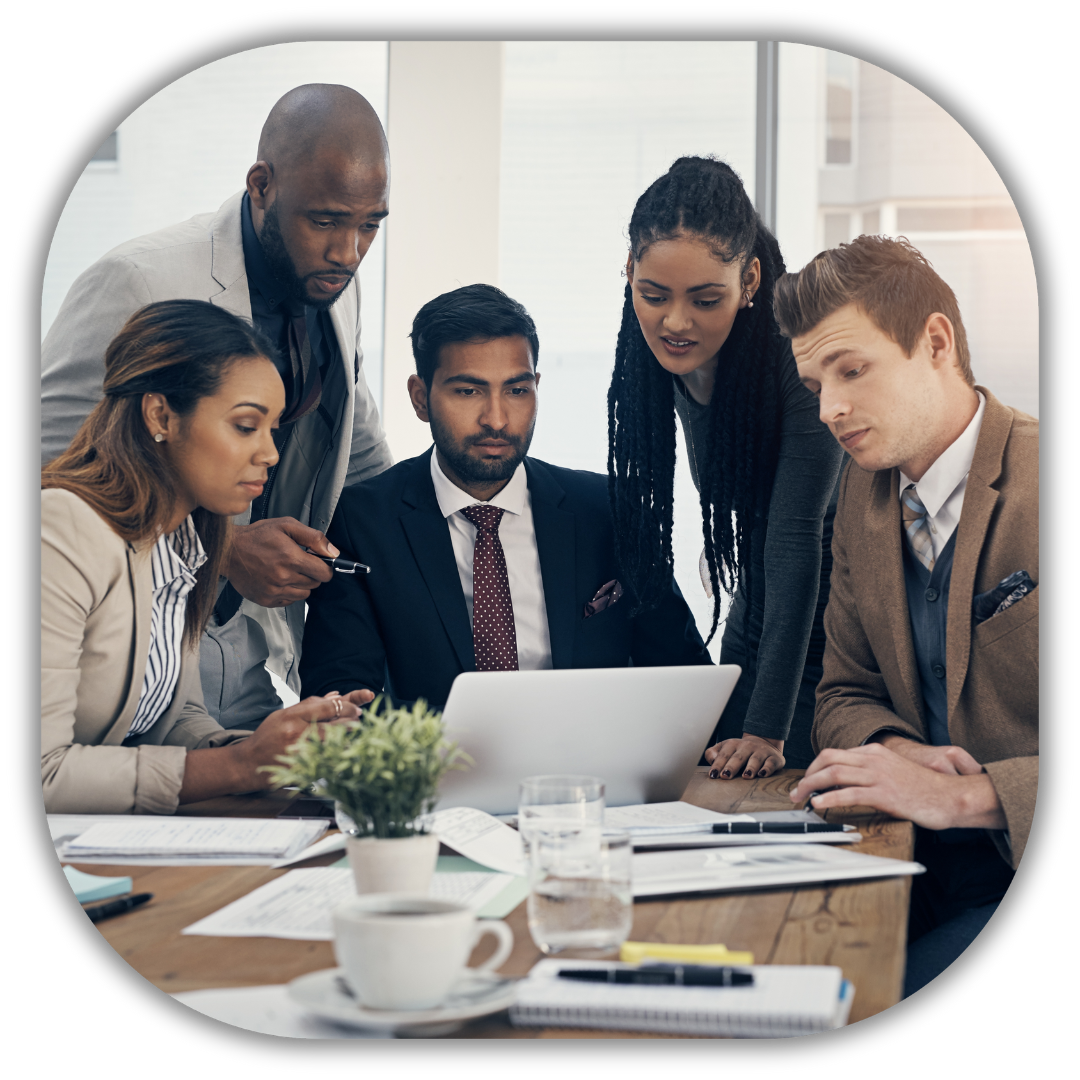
[41,84,395,728]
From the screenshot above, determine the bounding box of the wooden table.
[73,769,914,1037]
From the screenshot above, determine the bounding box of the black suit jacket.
[300,449,712,709]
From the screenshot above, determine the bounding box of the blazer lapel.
[525,459,577,670]
[866,469,925,723]
[102,544,153,745]
[400,453,475,671]
[208,192,253,318]
[945,389,1010,718]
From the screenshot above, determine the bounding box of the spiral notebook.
[509,960,855,1038]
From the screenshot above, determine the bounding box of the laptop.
[434,665,741,815]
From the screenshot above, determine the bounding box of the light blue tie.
[901,484,935,572]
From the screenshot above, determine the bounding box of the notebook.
[509,960,855,1037]
[54,817,328,865]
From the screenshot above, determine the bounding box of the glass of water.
[527,828,633,957]
[518,775,605,855]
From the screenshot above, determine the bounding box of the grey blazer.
[40,192,395,726]
[41,489,250,815]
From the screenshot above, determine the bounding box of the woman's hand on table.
[236,690,374,788]
[179,690,376,803]
[705,734,785,779]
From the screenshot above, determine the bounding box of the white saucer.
[286,968,518,1036]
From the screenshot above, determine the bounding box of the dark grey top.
[674,355,844,741]
[903,530,957,749]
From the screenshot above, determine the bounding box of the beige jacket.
[41,488,249,814]
[815,389,1038,868]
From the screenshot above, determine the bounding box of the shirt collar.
[151,515,208,591]
[429,449,528,519]
[899,391,986,517]
[241,192,296,314]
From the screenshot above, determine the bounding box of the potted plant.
[263,698,470,894]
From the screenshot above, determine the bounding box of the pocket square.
[973,569,1035,625]
[584,579,623,618]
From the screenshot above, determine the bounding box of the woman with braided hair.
[608,156,844,775]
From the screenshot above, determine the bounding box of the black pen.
[800,789,830,812]
[712,822,851,834]
[304,549,371,575]
[558,965,754,987]
[84,893,153,923]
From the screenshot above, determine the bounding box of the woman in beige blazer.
[41,300,370,814]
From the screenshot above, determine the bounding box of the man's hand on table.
[224,517,336,607]
[705,734,785,779]
[867,732,984,776]
[787,742,1006,831]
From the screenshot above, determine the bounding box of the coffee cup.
[332,893,514,1010]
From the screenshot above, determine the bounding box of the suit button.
[932,664,946,679]
[925,588,939,602]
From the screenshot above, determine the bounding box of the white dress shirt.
[430,451,553,671]
[898,391,986,560]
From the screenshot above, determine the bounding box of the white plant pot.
[345,833,440,895]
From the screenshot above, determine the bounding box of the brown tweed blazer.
[814,388,1038,868]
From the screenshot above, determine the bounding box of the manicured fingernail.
[743,771,753,778]
[327,543,340,557]
[709,770,719,779]
[757,769,767,777]
[721,771,731,778]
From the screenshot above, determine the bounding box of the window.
[823,212,852,248]
[824,51,856,165]
[895,204,1023,233]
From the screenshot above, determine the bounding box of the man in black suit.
[300,284,711,709]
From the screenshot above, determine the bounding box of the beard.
[257,201,353,311]
[430,413,534,486]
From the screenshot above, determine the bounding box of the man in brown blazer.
[773,236,1038,998]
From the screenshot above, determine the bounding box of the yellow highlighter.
[619,941,755,966]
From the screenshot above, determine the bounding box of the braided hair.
[607,156,788,643]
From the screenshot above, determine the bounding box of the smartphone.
[277,797,337,821]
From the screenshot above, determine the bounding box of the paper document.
[601,803,858,849]
[173,985,388,1039]
[632,843,923,897]
[182,866,515,940]
[430,806,527,875]
[271,832,347,868]
[604,801,755,834]
[55,817,327,865]
[630,830,860,850]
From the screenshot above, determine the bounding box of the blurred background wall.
[42,40,1038,658]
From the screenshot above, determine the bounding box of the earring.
[743,290,754,309]
[154,433,165,443]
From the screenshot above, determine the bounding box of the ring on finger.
[333,697,342,717]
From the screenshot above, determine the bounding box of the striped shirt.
[126,516,207,738]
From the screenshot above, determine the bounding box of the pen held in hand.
[303,548,371,575]
[558,964,754,987]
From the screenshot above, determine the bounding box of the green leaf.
[261,698,470,840]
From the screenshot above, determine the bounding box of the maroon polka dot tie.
[460,504,519,672]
